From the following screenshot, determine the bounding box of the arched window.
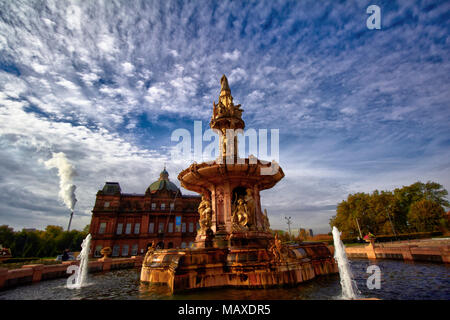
[112,245,120,257]
[94,245,102,257]
[121,244,129,256]
[232,186,247,209]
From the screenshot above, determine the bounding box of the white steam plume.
[44,152,77,211]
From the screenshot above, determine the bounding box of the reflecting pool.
[1,259,448,300]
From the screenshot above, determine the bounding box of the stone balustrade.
[0,256,143,291]
[344,243,449,263]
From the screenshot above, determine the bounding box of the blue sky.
[0,0,449,234]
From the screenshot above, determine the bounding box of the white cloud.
[223,49,240,61]
[122,62,135,75]
[340,107,357,115]
[64,97,91,107]
[0,73,27,98]
[31,62,48,74]
[170,76,196,96]
[169,49,179,57]
[65,5,82,31]
[98,34,117,54]
[80,72,99,86]
[229,67,247,83]
[145,85,169,104]
[42,18,55,27]
[247,90,264,103]
[56,78,79,91]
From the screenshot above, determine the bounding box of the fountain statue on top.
[332,227,360,299]
[67,233,91,289]
[140,75,338,292]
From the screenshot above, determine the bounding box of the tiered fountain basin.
[177,158,285,195]
[140,242,337,292]
[176,158,285,239]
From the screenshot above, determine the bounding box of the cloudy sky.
[0,0,449,234]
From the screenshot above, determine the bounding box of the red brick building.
[88,168,201,257]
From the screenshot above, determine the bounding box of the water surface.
[1,259,448,300]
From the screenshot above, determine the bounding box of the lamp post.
[285,216,292,239]
[355,216,363,239]
[385,205,397,239]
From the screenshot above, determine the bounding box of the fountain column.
[332,227,359,299]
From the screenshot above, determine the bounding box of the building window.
[134,223,140,234]
[151,203,156,210]
[158,222,164,233]
[161,203,165,210]
[99,222,107,234]
[112,245,120,257]
[116,223,123,235]
[188,222,194,233]
[104,201,110,208]
[149,222,154,233]
[182,223,186,233]
[168,223,173,233]
[122,244,129,256]
[170,203,174,210]
[175,216,181,232]
[125,223,132,234]
[181,242,186,248]
[188,242,194,248]
[131,244,138,256]
[94,245,102,257]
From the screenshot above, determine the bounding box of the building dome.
[146,167,180,194]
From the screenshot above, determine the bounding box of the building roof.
[102,182,121,195]
[146,168,180,194]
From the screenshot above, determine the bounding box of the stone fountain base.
[140,240,337,292]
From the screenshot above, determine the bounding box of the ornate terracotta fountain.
[140,75,337,292]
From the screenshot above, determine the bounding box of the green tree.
[13,229,43,257]
[330,181,449,236]
[408,199,446,232]
[271,230,291,242]
[1,225,89,258]
[38,225,64,257]
[330,192,375,237]
[297,229,309,241]
[0,225,15,248]
[82,224,90,235]
[394,181,449,229]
